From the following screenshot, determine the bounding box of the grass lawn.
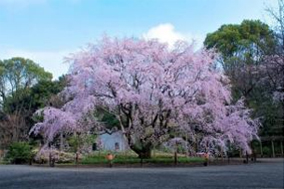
[81,151,204,165]
[0,159,8,165]
[0,150,205,166]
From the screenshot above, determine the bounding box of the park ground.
[0,158,283,189]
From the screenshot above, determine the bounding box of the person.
[106,153,115,167]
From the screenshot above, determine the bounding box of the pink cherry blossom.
[30,37,259,155]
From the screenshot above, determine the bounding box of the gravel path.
[0,159,283,189]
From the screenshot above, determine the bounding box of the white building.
[96,131,129,151]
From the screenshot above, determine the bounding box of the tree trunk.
[75,151,80,165]
[49,152,55,167]
[59,133,63,151]
[138,148,152,159]
[260,141,263,158]
[271,140,275,158]
[130,145,152,159]
[174,152,178,165]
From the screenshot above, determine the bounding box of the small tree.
[68,133,96,164]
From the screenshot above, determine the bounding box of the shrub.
[5,142,33,164]
[33,147,76,164]
[262,146,272,156]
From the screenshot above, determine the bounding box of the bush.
[5,142,33,164]
[262,146,271,156]
[33,148,76,164]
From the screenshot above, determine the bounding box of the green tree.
[0,57,62,149]
[205,20,275,67]
[0,57,52,105]
[204,20,276,99]
[68,133,96,164]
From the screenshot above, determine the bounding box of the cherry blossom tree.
[30,37,259,158]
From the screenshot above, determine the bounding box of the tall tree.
[261,0,284,138]
[204,20,276,99]
[0,57,54,149]
[0,57,52,105]
[204,15,284,144]
[30,38,259,158]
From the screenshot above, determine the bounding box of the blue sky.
[0,0,279,79]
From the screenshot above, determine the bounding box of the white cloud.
[143,23,186,47]
[0,49,72,79]
[143,23,204,49]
